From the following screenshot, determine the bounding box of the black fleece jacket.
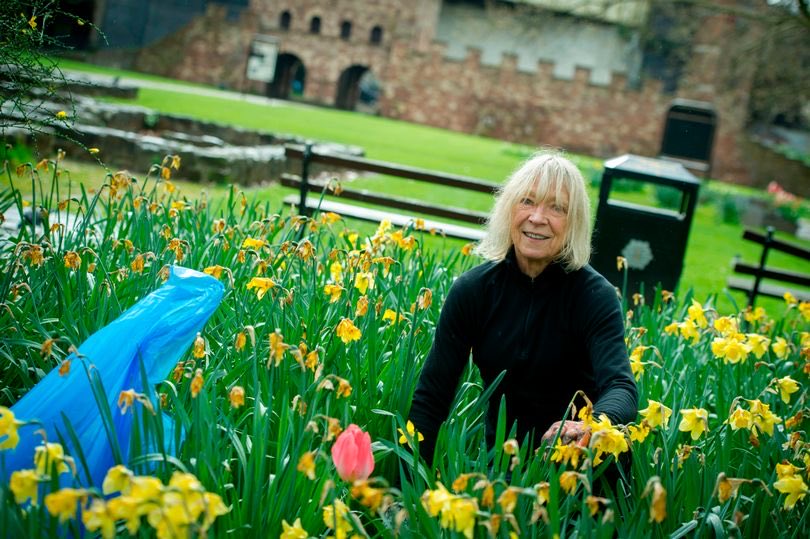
[409,249,638,461]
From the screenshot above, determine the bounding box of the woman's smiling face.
[510,185,569,278]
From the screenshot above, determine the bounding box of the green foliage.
[0,157,809,537]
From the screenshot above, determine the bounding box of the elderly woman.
[409,151,637,463]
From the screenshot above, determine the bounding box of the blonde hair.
[475,151,592,271]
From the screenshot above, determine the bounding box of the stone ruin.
[1,72,363,186]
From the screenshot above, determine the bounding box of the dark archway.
[335,65,367,110]
[268,53,306,100]
[335,65,381,113]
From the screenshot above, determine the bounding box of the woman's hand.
[541,420,591,446]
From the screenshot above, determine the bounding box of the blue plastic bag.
[2,266,224,487]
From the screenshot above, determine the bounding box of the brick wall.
[124,0,792,186]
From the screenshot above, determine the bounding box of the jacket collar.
[502,246,565,286]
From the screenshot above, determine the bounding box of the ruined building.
[88,0,806,189]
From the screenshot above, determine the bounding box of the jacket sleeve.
[409,274,477,463]
[579,276,638,425]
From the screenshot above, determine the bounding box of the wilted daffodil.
[336,318,361,344]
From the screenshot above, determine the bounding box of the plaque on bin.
[591,154,701,301]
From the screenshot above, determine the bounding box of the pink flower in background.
[331,424,374,482]
[767,181,798,205]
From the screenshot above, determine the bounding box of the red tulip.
[331,424,374,482]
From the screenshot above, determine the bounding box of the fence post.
[299,142,313,218]
[749,226,775,307]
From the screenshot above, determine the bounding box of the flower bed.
[0,154,808,537]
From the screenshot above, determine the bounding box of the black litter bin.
[591,154,700,300]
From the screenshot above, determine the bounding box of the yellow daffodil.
[63,250,81,270]
[398,420,425,445]
[44,488,86,523]
[687,299,708,328]
[0,406,22,449]
[330,260,343,282]
[628,423,651,443]
[323,283,343,303]
[678,408,709,440]
[82,499,115,539]
[356,296,369,317]
[229,386,245,408]
[639,400,672,429]
[297,451,316,480]
[34,442,69,475]
[550,439,584,469]
[748,399,782,436]
[744,306,766,323]
[679,320,700,344]
[241,237,266,250]
[335,377,352,398]
[323,499,353,538]
[10,469,39,505]
[773,474,807,510]
[234,331,247,351]
[130,253,145,273]
[190,369,204,398]
[354,271,375,295]
[281,517,309,539]
[497,486,520,513]
[775,376,800,404]
[535,482,550,505]
[746,333,770,359]
[772,337,789,359]
[799,302,810,321]
[784,292,798,305]
[715,473,745,503]
[776,462,799,480]
[418,288,433,310]
[203,265,225,279]
[726,407,753,431]
[246,277,276,300]
[269,331,289,367]
[351,480,386,513]
[336,318,361,344]
[192,333,206,358]
[382,309,405,324]
[559,471,579,494]
[503,439,519,455]
[646,478,667,523]
[663,321,679,335]
[102,464,133,495]
[713,316,738,335]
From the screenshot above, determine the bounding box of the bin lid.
[604,154,700,186]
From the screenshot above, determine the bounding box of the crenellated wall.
[109,0,795,186]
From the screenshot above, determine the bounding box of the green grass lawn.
[6,59,810,314]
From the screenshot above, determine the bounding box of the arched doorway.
[335,65,381,113]
[268,53,306,100]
